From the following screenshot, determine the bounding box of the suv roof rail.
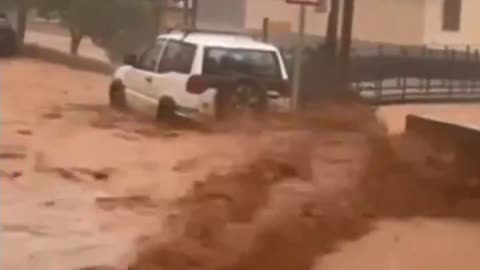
[166,27,253,39]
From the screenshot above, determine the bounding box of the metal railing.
[353,78,480,105]
[350,44,480,104]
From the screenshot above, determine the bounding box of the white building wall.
[424,0,480,50]
[196,0,246,31]
[244,0,427,46]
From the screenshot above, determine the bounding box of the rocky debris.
[76,266,116,270]
[54,167,83,181]
[34,151,113,182]
[73,167,112,181]
[132,127,181,139]
[53,167,112,182]
[173,158,199,173]
[2,224,48,236]
[95,195,157,211]
[42,112,63,119]
[0,144,27,160]
[113,132,140,142]
[0,170,23,180]
[42,200,56,207]
[42,107,63,120]
[17,128,33,135]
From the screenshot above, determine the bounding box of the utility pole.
[292,4,306,110]
[191,0,198,28]
[325,0,340,58]
[151,0,164,34]
[338,0,354,89]
[182,0,190,27]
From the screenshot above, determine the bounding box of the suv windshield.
[202,47,281,79]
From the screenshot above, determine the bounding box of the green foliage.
[66,0,115,40]
[97,0,156,62]
[36,0,69,19]
[36,0,156,59]
[0,0,17,9]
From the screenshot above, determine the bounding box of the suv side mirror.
[123,53,137,67]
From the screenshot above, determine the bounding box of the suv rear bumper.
[178,95,292,122]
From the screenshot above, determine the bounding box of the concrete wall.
[353,0,426,45]
[161,8,185,29]
[244,0,427,46]
[196,0,246,31]
[244,0,328,36]
[423,0,480,50]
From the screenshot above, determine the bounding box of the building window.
[442,0,462,31]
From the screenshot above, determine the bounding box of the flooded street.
[317,219,480,270]
[0,59,256,269]
[2,59,480,270]
[3,0,480,267]
[378,103,480,134]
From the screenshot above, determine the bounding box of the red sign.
[286,0,323,6]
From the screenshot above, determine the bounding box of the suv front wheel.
[156,97,176,122]
[109,81,127,110]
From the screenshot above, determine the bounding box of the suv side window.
[137,39,166,71]
[157,41,196,74]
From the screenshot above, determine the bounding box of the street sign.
[286,0,324,6]
[286,0,329,12]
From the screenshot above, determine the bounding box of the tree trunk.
[325,0,340,58]
[16,1,29,44]
[69,30,83,55]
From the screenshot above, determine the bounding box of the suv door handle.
[145,77,152,83]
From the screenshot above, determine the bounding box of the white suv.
[110,29,291,121]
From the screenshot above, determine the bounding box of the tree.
[37,0,156,57]
[65,0,114,55]
[0,0,32,44]
[99,0,156,62]
[16,0,30,42]
[37,0,69,19]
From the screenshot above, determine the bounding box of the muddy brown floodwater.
[2,58,480,270]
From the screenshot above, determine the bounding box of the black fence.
[349,45,480,104]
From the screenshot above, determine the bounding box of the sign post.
[286,0,328,110]
[292,5,306,110]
